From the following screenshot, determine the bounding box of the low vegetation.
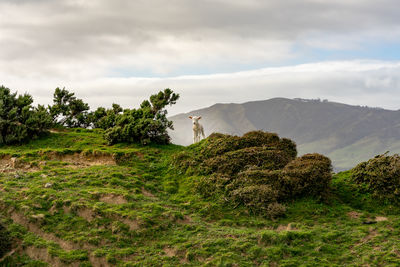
[352,153,400,204]
[174,131,332,218]
[1,86,179,146]
[1,84,400,265]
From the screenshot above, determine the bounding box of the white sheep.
[189,116,205,143]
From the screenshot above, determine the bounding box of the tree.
[49,87,90,128]
[0,85,52,145]
[104,88,179,145]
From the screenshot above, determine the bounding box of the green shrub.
[176,131,331,218]
[280,153,332,199]
[230,185,278,214]
[104,89,179,145]
[0,222,12,258]
[0,85,52,145]
[351,153,400,203]
[203,147,292,175]
[198,131,297,160]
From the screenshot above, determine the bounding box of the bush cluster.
[176,131,332,218]
[0,86,52,145]
[351,153,400,203]
[1,85,179,146]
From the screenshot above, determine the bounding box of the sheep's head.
[189,116,202,125]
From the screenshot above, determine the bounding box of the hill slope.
[1,130,400,266]
[169,98,400,170]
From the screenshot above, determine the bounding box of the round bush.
[351,154,400,203]
[280,153,332,199]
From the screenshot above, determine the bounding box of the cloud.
[3,60,400,116]
[1,0,400,114]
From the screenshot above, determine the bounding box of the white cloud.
[1,0,400,114]
[3,60,400,115]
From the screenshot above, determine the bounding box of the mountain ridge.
[169,97,400,170]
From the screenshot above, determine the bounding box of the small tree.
[104,88,179,145]
[49,87,90,128]
[0,85,52,145]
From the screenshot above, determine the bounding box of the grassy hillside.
[169,98,400,171]
[1,130,400,266]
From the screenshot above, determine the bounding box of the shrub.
[90,103,123,129]
[0,85,52,145]
[0,222,12,258]
[174,131,331,218]
[351,153,400,203]
[104,89,179,145]
[198,131,297,160]
[203,147,292,176]
[230,185,278,214]
[280,153,332,199]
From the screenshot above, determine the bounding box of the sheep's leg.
[193,132,196,144]
[201,127,205,139]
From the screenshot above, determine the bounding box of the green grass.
[1,130,400,266]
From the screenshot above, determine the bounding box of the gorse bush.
[174,131,332,218]
[280,153,332,199]
[351,153,400,203]
[0,85,52,145]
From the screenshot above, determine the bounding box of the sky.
[1,0,400,115]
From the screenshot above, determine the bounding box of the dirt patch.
[142,188,156,198]
[100,194,127,205]
[77,208,96,222]
[276,223,296,231]
[121,218,140,231]
[163,247,177,257]
[347,211,362,219]
[24,246,79,267]
[177,215,193,225]
[136,152,144,159]
[0,156,39,173]
[375,216,388,222]
[46,152,116,167]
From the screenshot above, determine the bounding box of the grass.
[1,129,400,266]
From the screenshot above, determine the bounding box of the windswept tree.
[0,85,52,145]
[104,88,179,145]
[49,87,90,128]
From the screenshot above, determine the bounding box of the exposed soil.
[100,194,127,205]
[0,152,116,173]
[163,247,177,257]
[375,216,388,222]
[276,223,296,231]
[347,211,362,219]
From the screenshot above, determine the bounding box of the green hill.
[1,130,400,266]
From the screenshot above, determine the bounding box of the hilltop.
[169,98,400,170]
[1,129,400,266]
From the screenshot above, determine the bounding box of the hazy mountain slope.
[169,98,400,170]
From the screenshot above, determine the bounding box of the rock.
[44,183,53,188]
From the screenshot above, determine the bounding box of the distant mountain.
[169,98,400,171]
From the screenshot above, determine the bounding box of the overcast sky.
[1,0,400,114]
